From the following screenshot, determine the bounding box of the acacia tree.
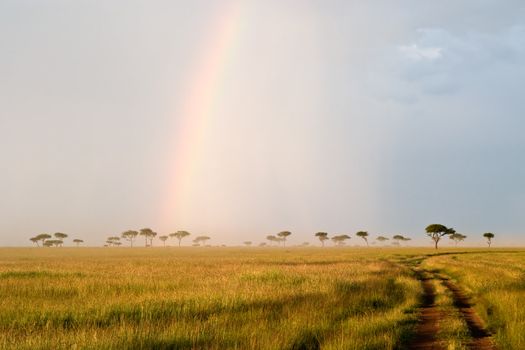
[277,231,292,247]
[393,235,408,246]
[449,233,467,247]
[106,236,120,247]
[331,234,351,246]
[44,239,62,247]
[483,232,495,247]
[315,232,329,247]
[169,231,191,247]
[121,230,139,247]
[54,232,68,244]
[34,233,52,247]
[158,235,169,247]
[73,239,84,247]
[243,241,252,246]
[426,224,455,249]
[30,237,40,247]
[376,236,389,245]
[266,235,278,246]
[193,235,211,246]
[139,228,157,247]
[356,231,369,246]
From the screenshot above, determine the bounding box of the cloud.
[398,44,442,61]
[370,26,525,100]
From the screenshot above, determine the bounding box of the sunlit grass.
[433,280,470,350]
[2,247,522,349]
[0,247,421,349]
[422,250,525,349]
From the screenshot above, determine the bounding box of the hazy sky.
[2,0,525,247]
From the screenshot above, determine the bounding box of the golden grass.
[422,250,525,349]
[433,280,469,350]
[2,247,523,349]
[0,247,420,350]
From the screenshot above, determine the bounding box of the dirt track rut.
[407,271,444,350]
[404,257,496,350]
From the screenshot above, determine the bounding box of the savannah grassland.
[0,247,524,350]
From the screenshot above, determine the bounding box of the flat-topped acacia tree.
[449,233,467,247]
[376,236,389,245]
[106,237,120,247]
[44,239,63,247]
[158,235,169,247]
[266,235,278,246]
[139,228,157,247]
[73,239,84,247]
[315,232,329,247]
[193,235,211,246]
[36,234,52,247]
[243,241,252,246]
[29,237,40,247]
[483,232,495,247]
[426,224,455,249]
[169,231,191,247]
[392,235,404,245]
[277,231,292,247]
[121,230,139,247]
[393,235,411,246]
[356,231,369,246]
[54,233,68,242]
[331,234,351,246]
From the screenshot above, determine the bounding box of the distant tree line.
[29,233,83,247]
[103,229,209,248]
[29,225,497,249]
[425,224,496,249]
[265,231,292,247]
[311,231,412,247]
[259,230,407,248]
[255,226,496,249]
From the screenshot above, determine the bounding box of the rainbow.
[159,3,243,229]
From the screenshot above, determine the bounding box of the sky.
[1,0,525,247]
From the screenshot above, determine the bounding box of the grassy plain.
[422,250,525,349]
[0,247,523,349]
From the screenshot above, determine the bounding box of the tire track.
[407,269,444,350]
[436,274,496,350]
[401,256,497,350]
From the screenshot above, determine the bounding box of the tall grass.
[423,250,525,349]
[433,279,470,349]
[0,248,420,349]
